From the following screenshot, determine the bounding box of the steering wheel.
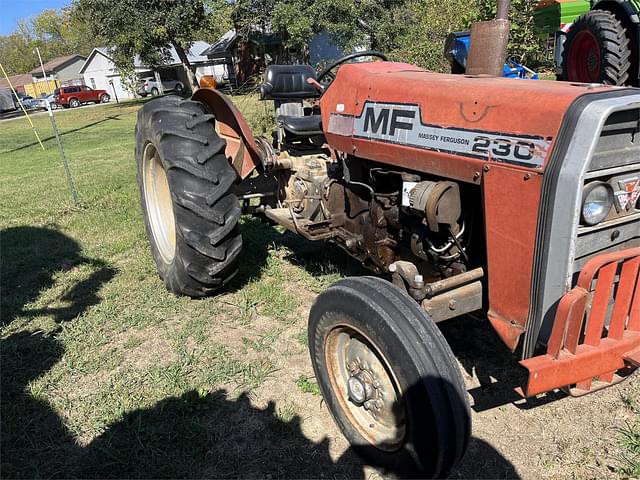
[317,51,388,87]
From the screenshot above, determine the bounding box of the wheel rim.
[142,142,176,263]
[325,324,406,451]
[568,31,601,83]
[71,99,79,107]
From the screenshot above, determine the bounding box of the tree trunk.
[173,42,199,90]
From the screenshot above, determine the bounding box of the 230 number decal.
[472,136,535,161]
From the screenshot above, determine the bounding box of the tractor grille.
[574,108,640,273]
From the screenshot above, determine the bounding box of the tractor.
[534,0,640,86]
[135,1,640,476]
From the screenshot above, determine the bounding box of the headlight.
[581,181,613,225]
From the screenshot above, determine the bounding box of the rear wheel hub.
[569,31,601,83]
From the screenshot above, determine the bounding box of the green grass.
[614,395,640,476]
[0,95,359,478]
[295,374,321,396]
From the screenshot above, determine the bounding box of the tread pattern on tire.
[136,95,242,297]
[309,276,470,478]
[563,10,631,85]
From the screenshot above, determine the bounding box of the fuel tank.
[320,61,624,184]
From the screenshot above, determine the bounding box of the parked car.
[35,94,58,110]
[138,77,185,96]
[15,93,40,110]
[54,85,110,108]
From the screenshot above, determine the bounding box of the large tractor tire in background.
[309,277,470,478]
[562,10,631,85]
[135,96,242,297]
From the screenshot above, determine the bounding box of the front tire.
[100,93,110,103]
[562,10,631,85]
[135,96,242,297]
[309,277,470,478]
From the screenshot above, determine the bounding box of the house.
[30,54,86,84]
[80,48,145,100]
[0,73,32,95]
[199,30,238,86]
[80,42,217,99]
[202,29,353,85]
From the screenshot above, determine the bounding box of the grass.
[0,95,360,478]
[614,394,640,476]
[295,374,321,396]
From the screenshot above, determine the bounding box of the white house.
[80,48,140,99]
[80,42,216,99]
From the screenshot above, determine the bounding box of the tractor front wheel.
[135,95,242,297]
[308,277,470,478]
[562,10,631,85]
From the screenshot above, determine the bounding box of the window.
[89,78,96,89]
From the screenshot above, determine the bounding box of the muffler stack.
[465,0,511,77]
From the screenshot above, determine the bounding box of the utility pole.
[34,47,52,94]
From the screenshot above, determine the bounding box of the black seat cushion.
[261,65,320,100]
[278,115,323,136]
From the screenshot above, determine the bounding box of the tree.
[389,0,479,72]
[0,8,96,76]
[74,0,209,89]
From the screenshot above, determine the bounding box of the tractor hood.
[321,61,627,183]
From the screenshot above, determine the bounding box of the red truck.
[54,85,110,108]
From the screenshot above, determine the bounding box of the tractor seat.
[261,65,320,100]
[277,115,323,136]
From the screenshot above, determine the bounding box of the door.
[80,85,96,102]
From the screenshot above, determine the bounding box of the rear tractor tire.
[562,10,631,85]
[135,95,242,297]
[308,277,470,478]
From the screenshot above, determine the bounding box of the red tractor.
[135,5,640,477]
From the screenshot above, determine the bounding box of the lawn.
[1,95,638,479]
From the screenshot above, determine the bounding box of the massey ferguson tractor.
[135,2,640,476]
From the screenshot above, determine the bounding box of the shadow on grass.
[232,216,369,290]
[0,224,519,478]
[1,329,518,479]
[0,226,117,326]
[0,330,364,478]
[2,114,123,154]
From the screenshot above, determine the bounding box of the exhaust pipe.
[466,0,511,77]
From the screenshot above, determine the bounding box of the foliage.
[0,8,97,76]
[199,0,235,42]
[474,0,553,69]
[74,0,209,87]
[389,0,479,72]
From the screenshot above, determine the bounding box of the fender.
[594,0,640,23]
[192,88,261,179]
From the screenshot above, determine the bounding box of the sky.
[0,0,70,35]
